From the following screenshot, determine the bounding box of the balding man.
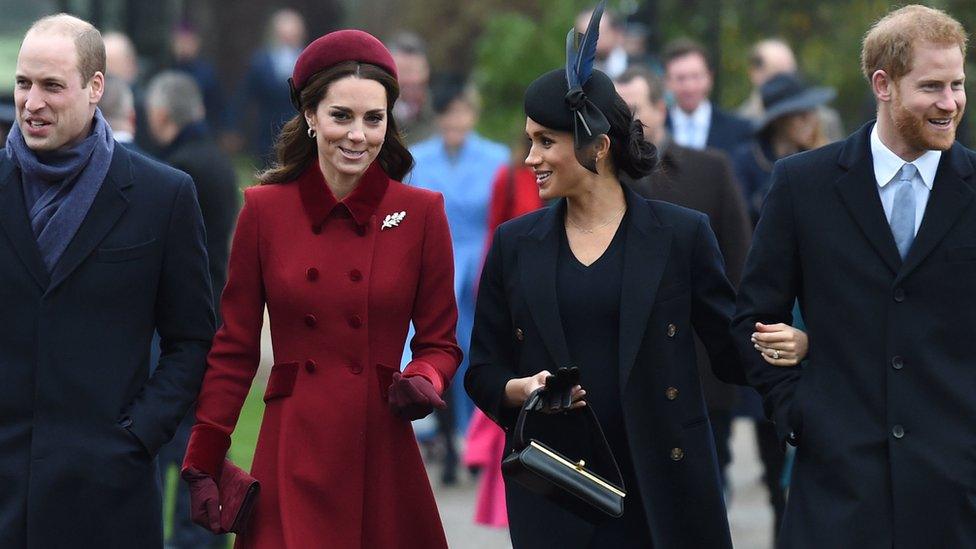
[0,14,214,547]
[147,70,238,549]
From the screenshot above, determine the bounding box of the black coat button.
[666,323,677,338]
[891,356,904,370]
[304,314,317,327]
[893,288,906,302]
[305,360,317,373]
[306,267,319,281]
[349,269,363,282]
[892,425,905,438]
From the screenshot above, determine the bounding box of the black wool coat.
[466,186,745,548]
[0,145,215,548]
[734,122,976,548]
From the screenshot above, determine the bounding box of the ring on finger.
[772,349,781,359]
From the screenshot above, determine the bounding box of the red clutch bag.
[218,459,260,534]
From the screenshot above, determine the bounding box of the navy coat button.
[305,360,317,373]
[893,288,906,302]
[670,447,684,461]
[515,328,525,341]
[349,269,363,282]
[892,425,905,439]
[304,314,317,327]
[891,356,904,370]
[666,387,679,400]
[666,323,677,338]
[306,267,319,281]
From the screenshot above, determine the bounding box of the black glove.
[535,366,580,412]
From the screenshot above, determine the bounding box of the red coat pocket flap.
[264,362,299,402]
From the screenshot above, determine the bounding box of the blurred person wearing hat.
[465,4,791,547]
[738,38,845,143]
[182,29,461,548]
[732,72,836,224]
[224,9,307,165]
[733,6,976,546]
[0,14,214,547]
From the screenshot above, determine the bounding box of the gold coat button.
[515,328,525,341]
[666,387,679,400]
[666,323,677,338]
[670,447,684,461]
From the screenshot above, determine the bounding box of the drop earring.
[307,127,316,139]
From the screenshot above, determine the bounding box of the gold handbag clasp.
[575,459,586,471]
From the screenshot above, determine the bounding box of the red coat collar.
[297,160,391,230]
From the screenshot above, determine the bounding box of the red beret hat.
[288,29,398,110]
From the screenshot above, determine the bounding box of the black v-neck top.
[556,214,652,546]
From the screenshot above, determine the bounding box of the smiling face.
[524,117,594,201]
[15,31,102,152]
[307,75,387,184]
[881,42,966,156]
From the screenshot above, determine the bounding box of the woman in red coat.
[181,30,462,548]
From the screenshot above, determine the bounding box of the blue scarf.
[7,108,115,272]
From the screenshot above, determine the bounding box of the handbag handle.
[512,387,626,491]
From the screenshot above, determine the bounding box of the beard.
[891,93,962,152]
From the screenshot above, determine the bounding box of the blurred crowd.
[0,6,955,548]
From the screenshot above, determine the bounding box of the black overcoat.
[733,122,976,548]
[466,186,745,548]
[0,145,215,548]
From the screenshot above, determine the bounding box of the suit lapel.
[517,200,572,368]
[618,188,671,390]
[833,125,903,275]
[47,147,132,292]
[896,143,975,283]
[0,159,50,289]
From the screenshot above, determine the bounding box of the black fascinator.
[524,1,618,173]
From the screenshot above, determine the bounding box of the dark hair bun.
[620,119,658,178]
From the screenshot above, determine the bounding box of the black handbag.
[501,388,626,522]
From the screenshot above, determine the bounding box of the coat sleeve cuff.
[182,423,231,477]
[403,359,445,395]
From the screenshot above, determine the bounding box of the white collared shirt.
[870,123,940,236]
[670,101,712,150]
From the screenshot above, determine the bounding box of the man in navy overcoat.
[734,6,976,547]
[0,14,214,548]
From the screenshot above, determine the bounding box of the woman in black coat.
[464,7,808,547]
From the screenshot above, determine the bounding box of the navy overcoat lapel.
[517,200,572,368]
[618,187,671,390]
[0,159,50,289]
[833,126,903,275]
[896,142,975,283]
[48,145,132,292]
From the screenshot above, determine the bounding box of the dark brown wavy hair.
[258,61,414,184]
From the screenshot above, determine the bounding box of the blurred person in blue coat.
[405,78,508,482]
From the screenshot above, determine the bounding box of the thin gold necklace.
[566,205,626,234]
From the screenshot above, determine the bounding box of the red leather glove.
[388,372,446,420]
[182,467,223,534]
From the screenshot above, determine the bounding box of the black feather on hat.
[524,1,618,173]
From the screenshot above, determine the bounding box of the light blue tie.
[890,163,917,260]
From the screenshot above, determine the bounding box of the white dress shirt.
[870,123,940,236]
[670,101,712,150]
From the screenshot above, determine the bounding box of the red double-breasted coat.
[184,161,461,548]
